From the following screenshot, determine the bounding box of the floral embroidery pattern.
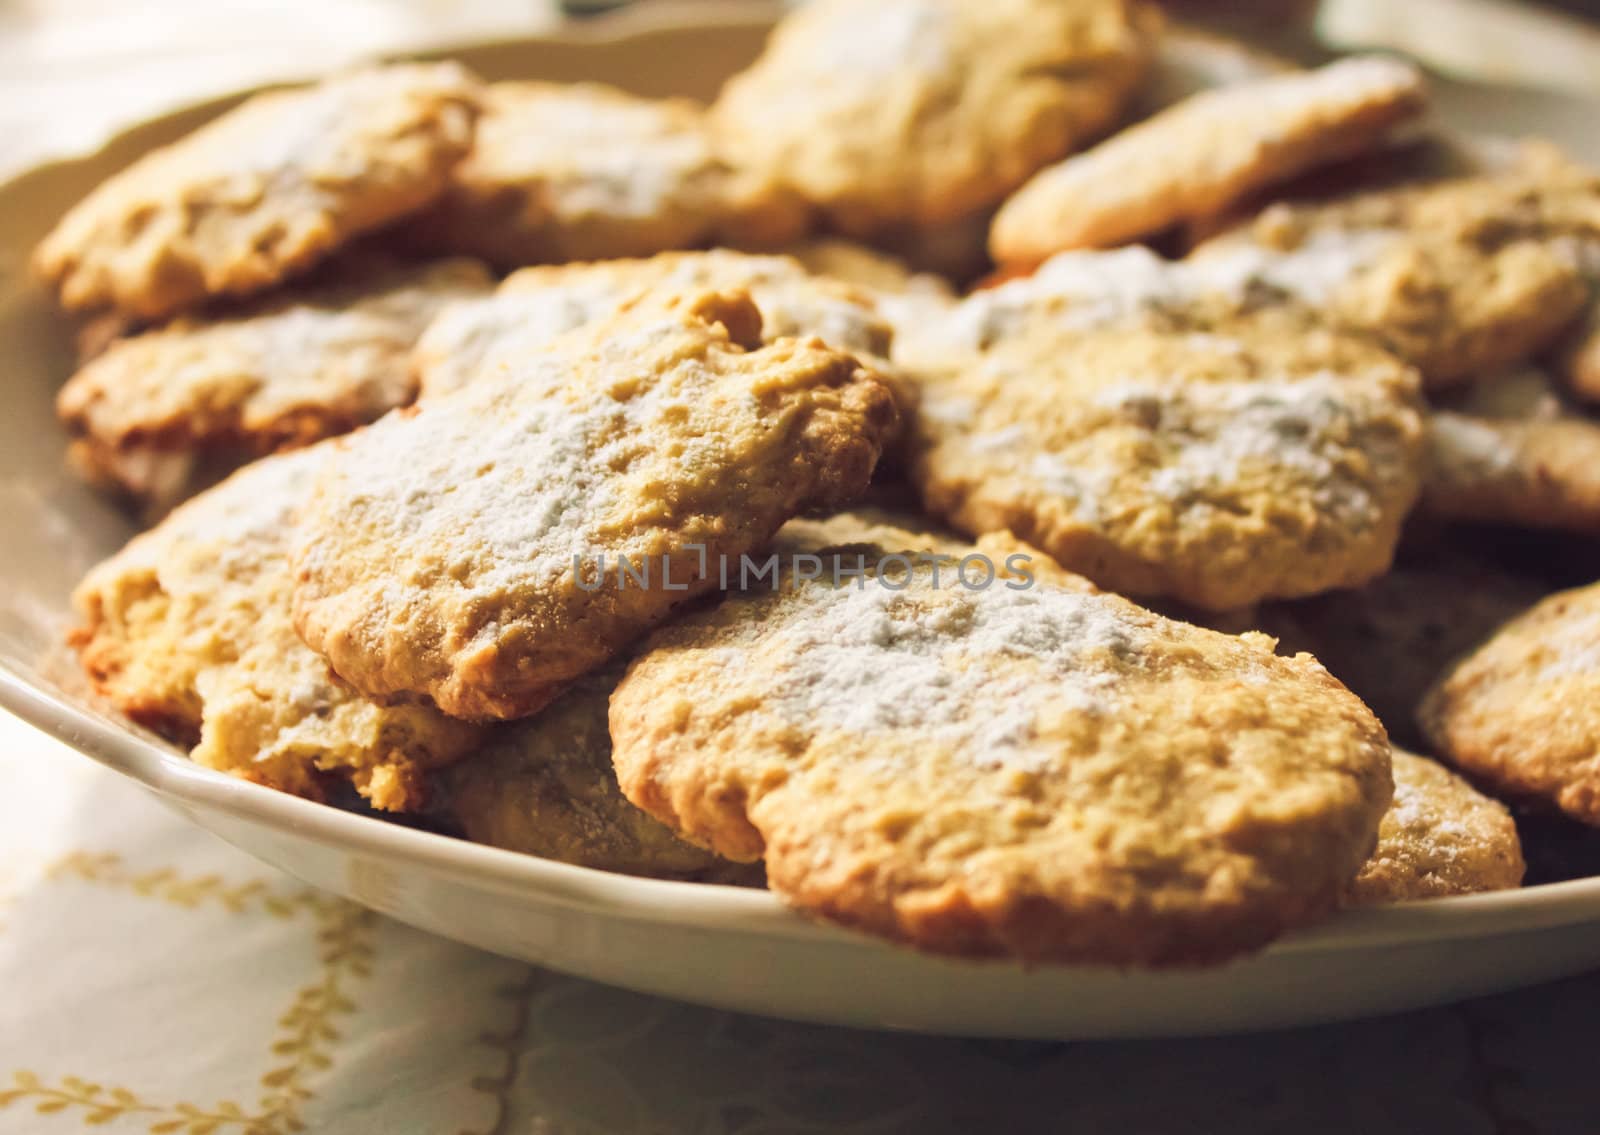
[2,857,376,1133]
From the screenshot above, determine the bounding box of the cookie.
[412,250,895,399]
[1348,750,1524,905]
[991,56,1426,263]
[1423,411,1600,535]
[70,444,483,811]
[906,312,1426,610]
[1421,582,1600,825]
[292,289,899,721]
[34,64,481,320]
[1254,549,1547,745]
[1195,165,1593,388]
[58,257,491,511]
[406,81,806,268]
[439,665,738,879]
[711,0,1157,236]
[609,531,1393,965]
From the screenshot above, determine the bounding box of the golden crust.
[1348,750,1524,905]
[906,313,1426,610]
[58,257,491,510]
[34,64,481,320]
[291,290,900,721]
[70,445,483,811]
[711,0,1158,235]
[610,533,1393,966]
[1421,582,1600,825]
[992,56,1425,262]
[407,82,806,268]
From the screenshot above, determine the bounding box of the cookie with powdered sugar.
[70,444,484,812]
[292,289,899,721]
[411,250,894,400]
[711,0,1157,237]
[609,528,1393,965]
[35,64,481,320]
[905,310,1426,610]
[406,82,806,268]
[1423,367,1600,535]
[1194,161,1593,388]
[1421,582,1600,826]
[991,55,1426,263]
[1348,750,1524,905]
[59,257,491,512]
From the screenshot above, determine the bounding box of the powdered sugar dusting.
[753,576,1153,772]
[960,372,1405,528]
[1539,611,1600,681]
[933,232,1397,352]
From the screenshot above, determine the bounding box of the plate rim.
[5,9,1600,973]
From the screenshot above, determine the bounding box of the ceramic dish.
[4,6,1600,1040]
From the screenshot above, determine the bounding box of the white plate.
[4,6,1600,1040]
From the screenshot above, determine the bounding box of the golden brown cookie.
[610,532,1393,965]
[1254,550,1547,744]
[70,444,483,811]
[58,257,491,511]
[34,64,480,320]
[411,250,895,400]
[1421,582,1600,825]
[1348,750,1524,905]
[906,313,1426,610]
[711,0,1157,237]
[292,290,899,721]
[439,665,739,879]
[991,56,1426,263]
[406,81,806,268]
[1195,164,1593,388]
[1423,410,1600,535]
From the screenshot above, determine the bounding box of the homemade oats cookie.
[610,534,1393,965]
[1348,750,1524,905]
[412,250,895,399]
[906,313,1427,610]
[293,290,899,721]
[1423,411,1600,534]
[1421,582,1600,825]
[70,444,483,811]
[406,81,806,268]
[440,665,738,879]
[1254,549,1547,744]
[991,56,1426,263]
[58,257,492,511]
[34,64,481,320]
[1194,165,1593,388]
[711,0,1158,236]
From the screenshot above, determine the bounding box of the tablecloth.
[6,3,1600,1132]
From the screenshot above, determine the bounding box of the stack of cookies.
[52,0,1600,967]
